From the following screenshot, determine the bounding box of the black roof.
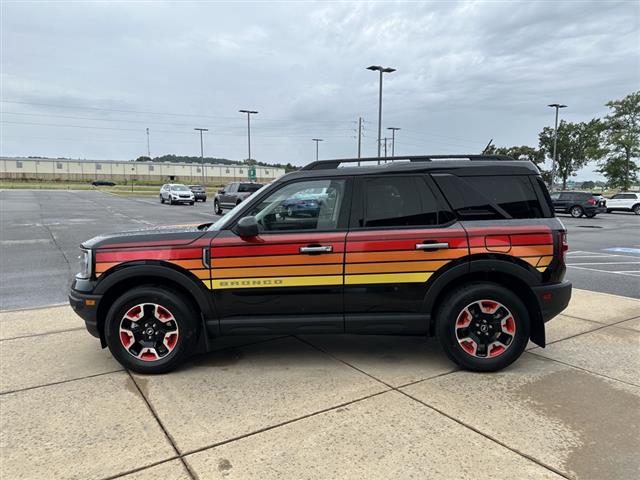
[284,155,540,181]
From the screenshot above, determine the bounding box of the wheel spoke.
[119,303,180,362]
[455,299,516,359]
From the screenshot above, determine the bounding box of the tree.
[135,156,152,162]
[539,119,601,189]
[597,91,640,190]
[485,145,545,166]
[581,180,595,190]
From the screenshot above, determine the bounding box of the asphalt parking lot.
[1,189,638,310]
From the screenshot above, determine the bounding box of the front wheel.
[202,198,207,203]
[104,286,200,374]
[435,282,530,372]
[633,204,640,215]
[160,196,164,204]
[570,206,584,217]
[214,199,222,215]
[190,201,195,205]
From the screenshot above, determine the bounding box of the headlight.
[77,248,93,279]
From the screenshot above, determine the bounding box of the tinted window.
[434,175,546,219]
[361,176,452,228]
[238,183,263,193]
[249,179,345,232]
[226,183,237,193]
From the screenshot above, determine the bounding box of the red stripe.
[96,247,201,262]
[212,233,346,247]
[211,242,346,258]
[510,233,553,245]
[347,237,468,253]
[465,225,551,235]
[467,233,553,248]
[346,228,466,242]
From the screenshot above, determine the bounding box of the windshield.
[171,185,189,191]
[208,183,270,231]
[238,183,263,193]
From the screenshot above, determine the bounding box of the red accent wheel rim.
[454,299,516,358]
[118,303,180,362]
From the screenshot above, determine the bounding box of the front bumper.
[69,280,102,339]
[532,280,572,323]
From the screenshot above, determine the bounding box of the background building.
[0,157,285,184]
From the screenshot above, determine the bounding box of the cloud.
[1,0,637,180]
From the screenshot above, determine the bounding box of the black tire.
[190,201,195,206]
[104,286,200,374]
[214,199,222,215]
[570,205,583,218]
[435,282,530,372]
[202,198,207,203]
[160,196,164,204]
[169,198,174,205]
[633,204,640,215]
[606,209,612,213]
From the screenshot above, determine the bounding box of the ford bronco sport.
[69,155,571,374]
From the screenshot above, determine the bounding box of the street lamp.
[547,104,567,189]
[312,138,323,161]
[194,128,208,185]
[367,65,396,161]
[387,127,400,158]
[239,110,258,162]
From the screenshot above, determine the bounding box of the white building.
[0,157,285,184]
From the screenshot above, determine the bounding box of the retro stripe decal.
[208,275,343,290]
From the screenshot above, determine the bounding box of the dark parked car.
[91,180,116,187]
[69,154,571,374]
[188,185,207,202]
[214,182,263,214]
[549,191,606,218]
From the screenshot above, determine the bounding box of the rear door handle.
[416,242,449,251]
[300,245,333,254]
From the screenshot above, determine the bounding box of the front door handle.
[416,242,449,251]
[300,245,333,254]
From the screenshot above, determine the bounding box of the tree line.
[486,91,639,190]
[135,154,297,173]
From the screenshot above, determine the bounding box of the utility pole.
[194,128,208,185]
[239,110,258,162]
[547,104,567,190]
[146,128,151,158]
[357,117,363,160]
[387,127,400,158]
[312,138,323,161]
[383,137,389,159]
[367,65,396,162]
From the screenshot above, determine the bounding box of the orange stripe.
[537,255,554,267]
[212,264,343,279]
[191,269,210,280]
[470,245,553,256]
[346,248,468,263]
[346,260,450,274]
[522,257,540,266]
[211,253,344,268]
[95,262,119,273]
[171,259,205,269]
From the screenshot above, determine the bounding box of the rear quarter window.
[433,174,548,220]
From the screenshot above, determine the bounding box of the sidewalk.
[1,289,638,480]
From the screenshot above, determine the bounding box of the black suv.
[214,182,263,214]
[69,155,571,374]
[550,191,607,218]
[188,185,207,202]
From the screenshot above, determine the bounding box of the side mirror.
[236,216,259,238]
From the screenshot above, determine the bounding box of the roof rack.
[301,154,515,171]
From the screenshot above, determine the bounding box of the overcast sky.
[1,1,638,179]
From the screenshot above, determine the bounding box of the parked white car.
[159,184,195,205]
[606,192,640,215]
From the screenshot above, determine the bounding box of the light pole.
[366,65,396,162]
[312,138,323,161]
[239,110,258,162]
[194,128,208,185]
[387,127,400,158]
[146,128,151,158]
[547,104,567,189]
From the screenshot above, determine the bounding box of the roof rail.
[301,154,515,170]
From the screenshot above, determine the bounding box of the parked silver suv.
[159,184,195,205]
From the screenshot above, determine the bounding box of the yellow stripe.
[536,266,548,272]
[208,275,343,290]
[345,272,432,285]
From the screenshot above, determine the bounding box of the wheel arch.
[424,258,545,347]
[94,263,217,347]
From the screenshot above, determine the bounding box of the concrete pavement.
[0,289,638,479]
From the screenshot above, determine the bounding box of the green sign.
[248,165,257,181]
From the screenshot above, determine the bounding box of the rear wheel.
[104,286,199,374]
[214,199,222,214]
[435,282,529,372]
[633,204,640,215]
[570,205,583,217]
[190,201,195,205]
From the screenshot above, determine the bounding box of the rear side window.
[433,175,547,220]
[360,176,454,228]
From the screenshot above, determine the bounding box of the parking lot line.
[568,265,640,278]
